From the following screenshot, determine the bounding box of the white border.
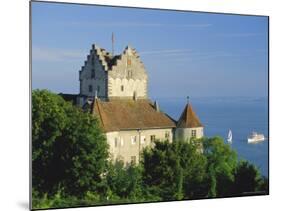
[1,0,280,211]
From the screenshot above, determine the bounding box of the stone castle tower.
[78,44,148,105]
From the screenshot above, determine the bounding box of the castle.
[64,44,204,165]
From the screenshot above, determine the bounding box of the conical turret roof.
[177,103,203,128]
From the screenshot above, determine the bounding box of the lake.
[156,96,269,177]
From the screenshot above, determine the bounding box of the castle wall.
[175,127,204,141]
[106,128,173,165]
[108,78,147,99]
[108,47,148,99]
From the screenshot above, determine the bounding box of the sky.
[31,1,268,99]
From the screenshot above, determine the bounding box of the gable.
[109,46,148,80]
[79,44,108,80]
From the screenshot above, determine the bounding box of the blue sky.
[32,2,268,98]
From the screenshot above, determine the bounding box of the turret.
[175,99,204,141]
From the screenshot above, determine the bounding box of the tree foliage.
[32,92,268,209]
[233,160,267,195]
[142,140,207,200]
[105,161,144,202]
[202,137,237,197]
[32,90,108,197]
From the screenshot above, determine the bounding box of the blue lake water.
[156,96,269,177]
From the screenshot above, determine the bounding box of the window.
[127,58,131,66]
[79,83,82,94]
[165,131,170,139]
[191,130,197,138]
[127,69,132,78]
[92,56,95,65]
[91,68,95,78]
[131,136,137,145]
[150,135,156,142]
[121,85,124,92]
[141,136,146,144]
[131,156,136,164]
[120,137,124,146]
[88,85,93,92]
[114,137,118,147]
[97,85,100,92]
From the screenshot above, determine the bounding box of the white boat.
[247,132,265,143]
[227,129,232,143]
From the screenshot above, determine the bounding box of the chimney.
[154,100,160,112]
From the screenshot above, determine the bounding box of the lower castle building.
[62,44,204,165]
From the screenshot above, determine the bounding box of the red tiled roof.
[91,99,176,132]
[177,103,203,128]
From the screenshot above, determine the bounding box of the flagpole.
[112,32,114,56]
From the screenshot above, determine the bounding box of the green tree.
[32,90,108,198]
[105,161,144,202]
[202,137,237,197]
[142,141,182,200]
[179,139,208,199]
[142,140,207,200]
[233,160,268,195]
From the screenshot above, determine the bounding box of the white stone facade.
[106,128,173,165]
[175,127,204,141]
[78,45,148,104]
